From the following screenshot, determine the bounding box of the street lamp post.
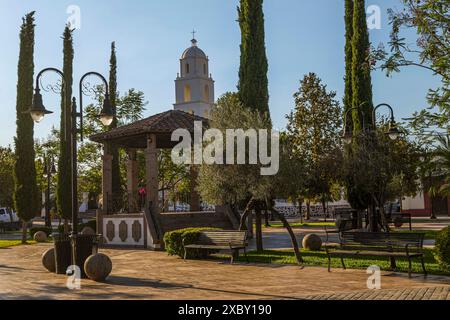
[43,153,56,228]
[28,68,114,272]
[342,103,401,144]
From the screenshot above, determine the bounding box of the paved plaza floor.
[1,243,450,300]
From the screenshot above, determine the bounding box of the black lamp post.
[342,103,401,144]
[43,153,56,228]
[28,68,114,272]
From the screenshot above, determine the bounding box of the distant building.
[174,37,215,118]
[402,192,450,217]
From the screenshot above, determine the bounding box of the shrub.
[163,227,221,259]
[434,226,450,271]
[29,226,52,238]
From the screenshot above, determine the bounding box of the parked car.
[0,207,21,231]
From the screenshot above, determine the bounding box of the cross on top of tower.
[191,29,198,46]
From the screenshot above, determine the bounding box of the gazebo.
[90,110,239,249]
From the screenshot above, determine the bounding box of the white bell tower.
[174,34,215,118]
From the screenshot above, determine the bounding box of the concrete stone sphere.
[42,248,56,273]
[81,227,96,235]
[84,253,112,282]
[34,231,48,243]
[302,234,323,251]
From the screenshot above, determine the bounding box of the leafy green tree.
[237,0,269,115]
[13,12,40,243]
[0,147,15,209]
[57,25,74,230]
[342,129,420,230]
[372,0,449,130]
[286,73,343,218]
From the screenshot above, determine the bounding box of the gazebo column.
[126,149,138,212]
[190,166,201,212]
[145,135,159,214]
[102,143,113,214]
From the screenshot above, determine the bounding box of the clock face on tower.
[174,36,215,119]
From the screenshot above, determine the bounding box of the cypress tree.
[351,0,373,131]
[237,0,270,116]
[14,12,40,243]
[57,25,74,229]
[344,0,354,130]
[109,42,122,202]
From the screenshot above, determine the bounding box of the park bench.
[183,230,249,264]
[325,231,427,278]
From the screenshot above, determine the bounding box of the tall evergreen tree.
[343,0,354,131]
[57,25,74,229]
[109,42,122,200]
[237,0,270,116]
[14,12,40,243]
[351,0,373,131]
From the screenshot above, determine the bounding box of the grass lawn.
[0,240,37,248]
[265,221,335,228]
[215,247,448,276]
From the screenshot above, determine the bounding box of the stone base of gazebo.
[97,206,240,250]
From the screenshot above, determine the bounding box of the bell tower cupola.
[174,33,215,118]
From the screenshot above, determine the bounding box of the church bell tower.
[174,34,215,118]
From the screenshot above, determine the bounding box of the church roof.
[90,110,208,148]
[181,39,207,59]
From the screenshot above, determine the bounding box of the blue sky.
[0,0,440,147]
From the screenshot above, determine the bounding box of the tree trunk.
[239,198,256,231]
[322,199,327,222]
[21,220,27,244]
[297,198,304,224]
[63,218,69,234]
[264,208,270,227]
[254,202,264,253]
[268,200,303,264]
[306,201,311,220]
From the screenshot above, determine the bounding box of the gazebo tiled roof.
[90,109,208,149]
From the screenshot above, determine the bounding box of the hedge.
[434,226,450,271]
[163,227,221,259]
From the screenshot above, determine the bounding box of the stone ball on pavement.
[34,231,48,243]
[42,248,56,273]
[81,227,96,235]
[302,234,323,251]
[84,253,112,282]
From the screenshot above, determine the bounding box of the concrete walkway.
[1,243,450,300]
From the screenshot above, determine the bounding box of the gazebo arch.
[90,110,239,250]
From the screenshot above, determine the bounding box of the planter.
[52,233,72,275]
[70,234,100,279]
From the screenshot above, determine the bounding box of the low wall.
[99,213,154,249]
